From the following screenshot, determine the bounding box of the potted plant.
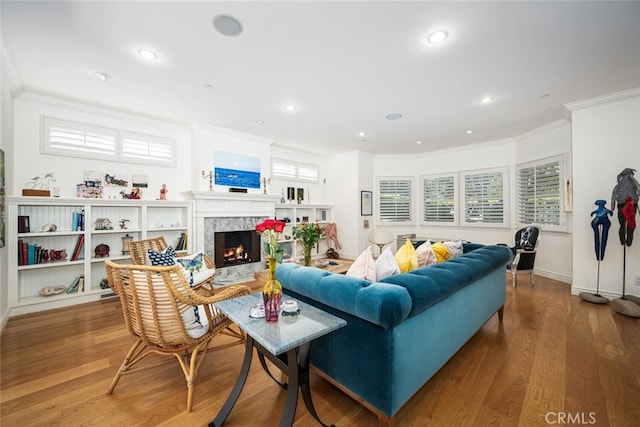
[292,222,322,266]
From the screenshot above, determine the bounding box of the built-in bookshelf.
[274,204,333,262]
[7,197,192,315]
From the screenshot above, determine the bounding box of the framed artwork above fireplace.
[213,151,261,189]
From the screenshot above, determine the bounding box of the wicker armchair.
[128,236,216,293]
[105,260,251,412]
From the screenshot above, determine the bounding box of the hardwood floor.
[2,275,639,426]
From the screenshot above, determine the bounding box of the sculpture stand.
[580,223,609,304]
[611,239,640,318]
[579,258,609,304]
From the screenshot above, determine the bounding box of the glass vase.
[262,258,282,322]
[303,247,312,266]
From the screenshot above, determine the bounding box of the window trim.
[271,158,319,183]
[516,155,567,232]
[41,116,177,167]
[459,166,510,228]
[376,176,415,225]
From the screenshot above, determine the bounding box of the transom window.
[271,158,319,182]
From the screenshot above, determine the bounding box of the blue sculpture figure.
[590,199,613,261]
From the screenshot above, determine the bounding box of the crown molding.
[190,121,273,145]
[565,87,640,111]
[1,31,24,97]
[513,119,570,141]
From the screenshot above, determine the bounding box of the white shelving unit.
[274,204,333,262]
[7,197,192,315]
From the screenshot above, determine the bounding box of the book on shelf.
[71,235,85,261]
[66,276,81,293]
[77,275,85,292]
[27,244,36,265]
[71,210,85,232]
[173,232,187,251]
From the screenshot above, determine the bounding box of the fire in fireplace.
[214,230,261,267]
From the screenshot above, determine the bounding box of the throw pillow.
[395,238,419,273]
[415,240,437,267]
[346,246,376,281]
[174,252,215,287]
[431,242,451,263]
[181,305,210,339]
[375,246,400,280]
[147,245,176,266]
[443,240,463,258]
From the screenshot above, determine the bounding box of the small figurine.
[130,188,141,199]
[119,219,129,229]
[158,184,168,200]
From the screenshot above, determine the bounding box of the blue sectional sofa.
[276,243,512,427]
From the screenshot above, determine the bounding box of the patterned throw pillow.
[147,246,176,266]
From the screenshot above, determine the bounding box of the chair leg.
[530,271,535,286]
[107,339,144,396]
[174,340,212,412]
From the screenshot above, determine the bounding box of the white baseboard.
[534,268,572,284]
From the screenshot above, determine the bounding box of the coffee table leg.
[279,348,299,427]
[297,343,335,427]
[209,337,254,427]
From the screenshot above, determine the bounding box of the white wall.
[514,120,573,283]
[569,89,640,298]
[12,92,192,200]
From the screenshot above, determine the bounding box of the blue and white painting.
[214,151,261,189]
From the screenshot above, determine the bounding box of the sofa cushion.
[415,241,437,267]
[375,247,400,280]
[380,244,512,316]
[346,246,376,280]
[431,242,451,262]
[395,238,418,272]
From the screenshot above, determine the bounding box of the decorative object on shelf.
[296,188,304,204]
[255,218,286,322]
[158,183,168,200]
[201,170,213,191]
[121,234,133,255]
[94,218,113,230]
[287,187,295,203]
[262,177,270,195]
[39,286,66,296]
[24,172,55,197]
[100,278,110,289]
[119,219,129,229]
[361,190,373,216]
[120,188,141,199]
[580,200,612,304]
[280,188,285,204]
[18,215,30,233]
[292,222,322,266]
[609,167,640,317]
[41,223,57,232]
[94,243,110,258]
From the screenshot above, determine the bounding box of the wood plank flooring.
[2,275,639,426]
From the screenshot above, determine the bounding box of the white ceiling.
[2,1,639,156]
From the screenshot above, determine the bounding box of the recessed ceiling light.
[479,96,494,104]
[256,120,264,125]
[416,140,422,144]
[427,30,449,45]
[466,130,473,134]
[385,113,402,120]
[358,132,366,137]
[539,93,550,99]
[138,49,158,60]
[212,14,243,36]
[95,72,110,82]
[284,104,297,112]
[203,83,213,89]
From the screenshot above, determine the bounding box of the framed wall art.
[361,190,372,216]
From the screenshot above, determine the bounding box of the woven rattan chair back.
[104,260,250,412]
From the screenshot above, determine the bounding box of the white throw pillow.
[346,246,376,281]
[375,247,401,280]
[443,240,464,258]
[415,240,437,267]
[181,305,210,339]
[174,252,215,287]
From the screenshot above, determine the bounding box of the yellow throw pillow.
[431,242,451,263]
[395,238,419,273]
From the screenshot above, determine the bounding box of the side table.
[253,258,353,283]
[210,293,347,427]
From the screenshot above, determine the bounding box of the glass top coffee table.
[209,293,347,427]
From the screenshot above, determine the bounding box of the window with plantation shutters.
[271,158,319,182]
[461,167,508,227]
[378,178,413,223]
[517,157,564,231]
[422,174,456,224]
[42,117,176,167]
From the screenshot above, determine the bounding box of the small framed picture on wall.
[361,191,372,216]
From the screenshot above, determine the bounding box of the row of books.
[72,210,85,231]
[17,240,66,265]
[70,235,85,261]
[66,275,85,293]
[173,232,188,251]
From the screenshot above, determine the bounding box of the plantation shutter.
[423,175,455,223]
[121,133,175,166]
[297,165,319,182]
[272,158,318,182]
[464,171,504,224]
[379,178,413,222]
[518,160,561,226]
[45,118,116,156]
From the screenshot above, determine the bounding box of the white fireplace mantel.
[181,191,281,218]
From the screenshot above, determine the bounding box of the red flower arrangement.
[255,219,287,264]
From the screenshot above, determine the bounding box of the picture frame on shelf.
[361,191,372,216]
